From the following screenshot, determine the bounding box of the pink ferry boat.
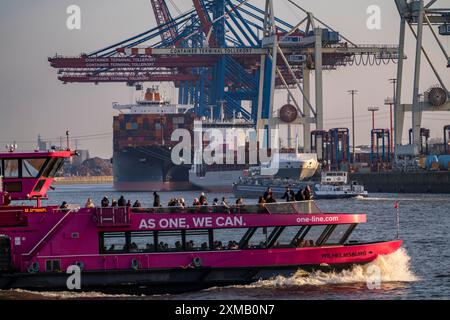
[0,149,402,293]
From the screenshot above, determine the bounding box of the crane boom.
[150,0,178,42]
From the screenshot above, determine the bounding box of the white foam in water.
[249,248,418,288]
[10,288,139,299]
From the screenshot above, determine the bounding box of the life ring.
[27,262,39,273]
[75,261,84,271]
[192,257,202,268]
[131,259,139,270]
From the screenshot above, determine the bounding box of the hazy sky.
[0,0,449,158]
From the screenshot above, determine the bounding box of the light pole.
[389,78,397,154]
[348,90,358,164]
[367,106,379,132]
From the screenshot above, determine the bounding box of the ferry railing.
[129,200,321,215]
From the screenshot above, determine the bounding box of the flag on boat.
[394,201,399,209]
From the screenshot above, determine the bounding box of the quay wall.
[54,176,113,185]
[349,172,450,194]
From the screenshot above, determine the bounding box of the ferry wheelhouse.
[0,150,401,293]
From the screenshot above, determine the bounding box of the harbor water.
[1,184,449,300]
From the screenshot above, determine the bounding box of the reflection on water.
[2,186,450,300]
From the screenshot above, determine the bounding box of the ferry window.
[156,230,183,252]
[213,228,247,250]
[33,180,46,192]
[325,224,353,245]
[272,226,302,248]
[45,260,61,272]
[3,182,22,193]
[41,158,65,178]
[185,229,210,251]
[47,158,65,178]
[301,225,329,246]
[22,158,46,178]
[101,232,127,253]
[130,231,155,252]
[247,227,274,249]
[4,159,19,178]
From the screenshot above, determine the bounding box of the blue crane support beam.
[234,0,293,30]
[89,8,196,57]
[225,8,258,46]
[226,0,260,45]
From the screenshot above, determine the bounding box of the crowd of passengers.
[104,239,242,253]
[104,237,315,253]
[58,185,312,211]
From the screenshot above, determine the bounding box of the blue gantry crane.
[49,0,401,150]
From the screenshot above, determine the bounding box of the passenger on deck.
[192,198,201,206]
[118,195,126,207]
[221,197,229,208]
[126,200,132,207]
[59,201,69,211]
[212,198,219,206]
[303,185,312,200]
[201,242,208,250]
[289,188,295,201]
[295,188,305,201]
[101,196,109,208]
[85,198,95,208]
[132,200,142,208]
[263,187,272,201]
[175,241,182,251]
[107,244,115,252]
[168,198,177,207]
[266,194,276,203]
[235,197,244,206]
[111,199,118,207]
[257,196,266,213]
[221,197,230,213]
[153,191,161,207]
[281,187,294,202]
[199,192,207,205]
[177,198,185,208]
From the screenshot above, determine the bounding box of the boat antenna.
[66,130,70,150]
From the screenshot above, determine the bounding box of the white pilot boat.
[314,171,368,199]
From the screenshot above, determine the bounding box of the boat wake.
[247,248,418,289]
[2,288,139,300]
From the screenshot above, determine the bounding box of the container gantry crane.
[49,0,401,150]
[394,0,450,156]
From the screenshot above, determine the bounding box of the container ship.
[113,87,257,192]
[113,87,196,191]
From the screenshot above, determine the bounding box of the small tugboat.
[313,171,368,199]
[0,148,398,294]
